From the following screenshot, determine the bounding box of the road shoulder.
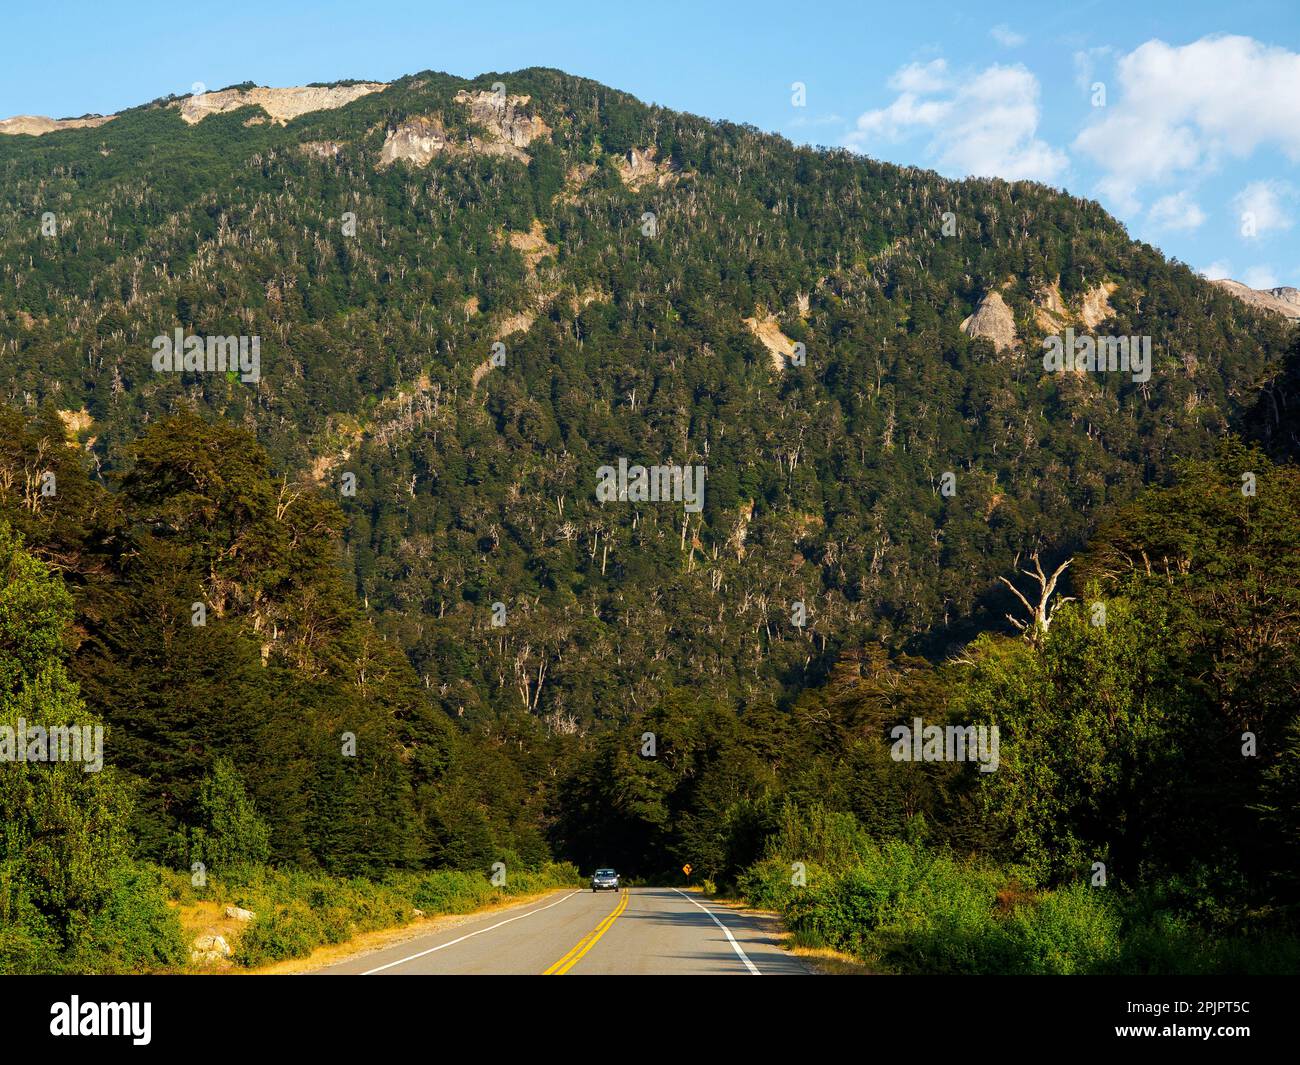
[694,891,873,975]
[246,888,576,975]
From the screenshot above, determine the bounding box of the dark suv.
[591,868,620,891]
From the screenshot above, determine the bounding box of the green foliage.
[0,523,182,974]
[745,833,1299,975]
[231,861,581,966]
[0,67,1296,973]
[178,758,272,874]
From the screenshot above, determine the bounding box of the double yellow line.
[543,890,629,975]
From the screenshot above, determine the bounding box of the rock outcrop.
[961,290,1018,353]
[174,83,387,125]
[453,90,550,159]
[380,92,550,169]
[190,933,232,965]
[1033,279,1069,332]
[1212,279,1300,321]
[378,114,453,168]
[0,114,114,136]
[615,146,679,192]
[1079,281,1118,328]
[744,311,799,372]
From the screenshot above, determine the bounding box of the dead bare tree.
[998,551,1074,642]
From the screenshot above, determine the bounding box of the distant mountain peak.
[172,82,389,125]
[0,113,114,136]
[1212,279,1300,320]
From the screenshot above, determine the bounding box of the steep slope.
[0,67,1293,727]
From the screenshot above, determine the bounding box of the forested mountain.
[1,68,1297,973]
[2,67,1292,723]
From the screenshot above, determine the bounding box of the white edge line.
[359,890,580,974]
[671,888,761,975]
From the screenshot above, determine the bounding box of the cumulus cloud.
[1232,180,1295,238]
[1147,191,1206,231]
[1199,261,1233,281]
[846,62,1067,184]
[888,59,950,94]
[1074,35,1300,211]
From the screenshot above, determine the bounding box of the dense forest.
[1,68,1297,973]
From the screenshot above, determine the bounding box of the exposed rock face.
[495,310,537,339]
[223,905,256,921]
[379,114,452,168]
[0,114,114,136]
[571,287,608,312]
[1213,279,1300,320]
[743,310,799,372]
[453,90,550,157]
[507,219,556,273]
[1031,277,1118,334]
[174,83,387,125]
[615,146,679,191]
[1033,280,1069,332]
[961,291,1017,353]
[380,92,550,169]
[56,408,93,439]
[1079,281,1118,328]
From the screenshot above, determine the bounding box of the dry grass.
[699,890,877,975]
[243,888,569,975]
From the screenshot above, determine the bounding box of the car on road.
[591,868,620,891]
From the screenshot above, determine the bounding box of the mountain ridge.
[1,64,1294,726]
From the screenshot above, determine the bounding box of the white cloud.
[1147,191,1206,231]
[1232,180,1295,238]
[847,62,1067,184]
[1199,260,1233,281]
[991,25,1027,48]
[1243,265,1280,289]
[848,92,949,142]
[1074,35,1300,210]
[888,59,950,94]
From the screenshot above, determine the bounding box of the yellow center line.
[543,890,630,975]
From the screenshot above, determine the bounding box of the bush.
[0,865,185,974]
[176,758,271,875]
[231,861,581,966]
[742,835,1300,974]
[71,866,188,973]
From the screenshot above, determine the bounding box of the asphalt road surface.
[316,887,811,975]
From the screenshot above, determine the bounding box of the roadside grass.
[162,861,583,969]
[738,846,1300,975]
[692,883,871,975]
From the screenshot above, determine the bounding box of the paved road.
[316,888,810,975]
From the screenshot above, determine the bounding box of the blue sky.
[3,0,1297,285]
